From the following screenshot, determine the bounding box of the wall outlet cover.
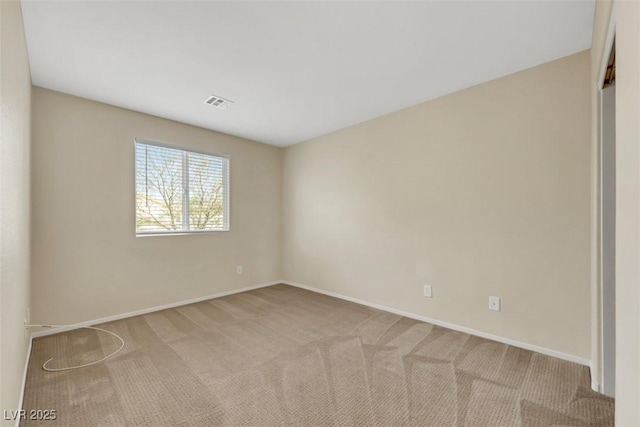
[423,285,432,298]
[489,296,500,311]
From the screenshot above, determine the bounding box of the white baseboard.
[16,335,33,427]
[282,280,591,367]
[25,278,592,381]
[30,281,281,338]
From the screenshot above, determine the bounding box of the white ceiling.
[21,1,594,147]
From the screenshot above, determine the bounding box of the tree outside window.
[135,141,229,234]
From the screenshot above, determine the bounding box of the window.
[135,139,229,234]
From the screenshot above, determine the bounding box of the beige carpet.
[22,284,613,426]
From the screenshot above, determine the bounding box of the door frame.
[597,2,616,396]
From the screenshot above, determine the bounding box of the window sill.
[136,229,230,237]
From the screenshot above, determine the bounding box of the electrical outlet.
[24,307,31,338]
[489,296,500,312]
[236,265,243,275]
[423,285,432,298]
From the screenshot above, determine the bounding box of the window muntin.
[135,140,229,234]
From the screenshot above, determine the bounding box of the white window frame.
[134,138,230,236]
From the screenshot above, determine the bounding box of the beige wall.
[31,88,282,326]
[613,1,640,424]
[0,0,32,423]
[283,51,592,359]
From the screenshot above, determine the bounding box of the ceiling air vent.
[203,95,233,110]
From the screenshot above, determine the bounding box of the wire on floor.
[26,324,125,372]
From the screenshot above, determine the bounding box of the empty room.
[1,0,639,426]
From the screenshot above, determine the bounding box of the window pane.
[135,140,229,235]
[188,152,227,230]
[136,143,184,232]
